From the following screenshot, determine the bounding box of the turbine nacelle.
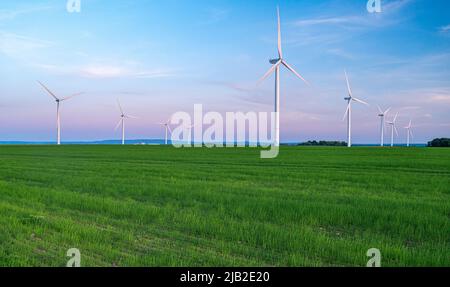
[269,58,281,64]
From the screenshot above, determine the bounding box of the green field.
[0,145,449,267]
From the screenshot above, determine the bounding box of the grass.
[0,145,448,267]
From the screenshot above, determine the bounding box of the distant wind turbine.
[258,6,309,147]
[159,119,173,145]
[377,105,391,147]
[115,99,137,145]
[386,112,399,147]
[342,71,369,147]
[404,119,414,147]
[37,81,83,145]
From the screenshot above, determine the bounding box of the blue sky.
[0,0,449,143]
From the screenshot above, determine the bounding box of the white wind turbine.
[115,99,137,145]
[159,119,172,145]
[386,112,399,147]
[404,119,414,147]
[342,71,369,147]
[258,6,309,147]
[377,105,391,147]
[37,81,83,145]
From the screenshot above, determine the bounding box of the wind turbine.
[159,119,172,145]
[37,81,83,145]
[377,105,391,147]
[342,71,369,147]
[404,119,414,147]
[386,112,399,147]
[115,99,137,145]
[258,6,309,147]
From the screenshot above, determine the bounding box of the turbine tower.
[37,81,83,145]
[159,119,172,145]
[115,100,137,145]
[386,112,399,147]
[377,105,391,147]
[342,71,369,147]
[258,6,309,147]
[404,119,414,147]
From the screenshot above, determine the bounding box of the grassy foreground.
[0,145,448,267]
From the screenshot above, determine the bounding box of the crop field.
[0,145,448,267]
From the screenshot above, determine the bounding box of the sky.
[0,0,449,143]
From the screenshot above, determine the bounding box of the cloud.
[382,0,413,13]
[439,24,450,34]
[81,66,125,78]
[0,5,52,21]
[80,65,176,79]
[0,32,53,58]
[34,62,177,79]
[326,48,355,60]
[429,95,450,104]
[294,17,357,27]
[396,88,450,105]
[293,0,412,28]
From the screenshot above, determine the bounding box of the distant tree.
[428,138,450,147]
[298,141,347,146]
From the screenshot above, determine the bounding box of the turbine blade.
[342,102,350,121]
[277,6,283,59]
[282,61,309,85]
[37,81,59,101]
[409,129,414,139]
[384,107,391,115]
[352,97,369,106]
[114,119,122,131]
[62,92,84,101]
[117,99,124,115]
[125,115,138,119]
[377,105,383,114]
[344,70,352,97]
[257,60,281,84]
[167,125,173,134]
[394,126,399,137]
[393,112,399,123]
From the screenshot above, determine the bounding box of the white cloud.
[383,0,413,13]
[81,66,125,78]
[294,17,357,27]
[326,48,355,60]
[293,0,412,29]
[0,32,53,58]
[430,95,450,104]
[34,62,177,79]
[396,88,450,105]
[0,5,52,21]
[439,24,450,34]
[80,65,176,79]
